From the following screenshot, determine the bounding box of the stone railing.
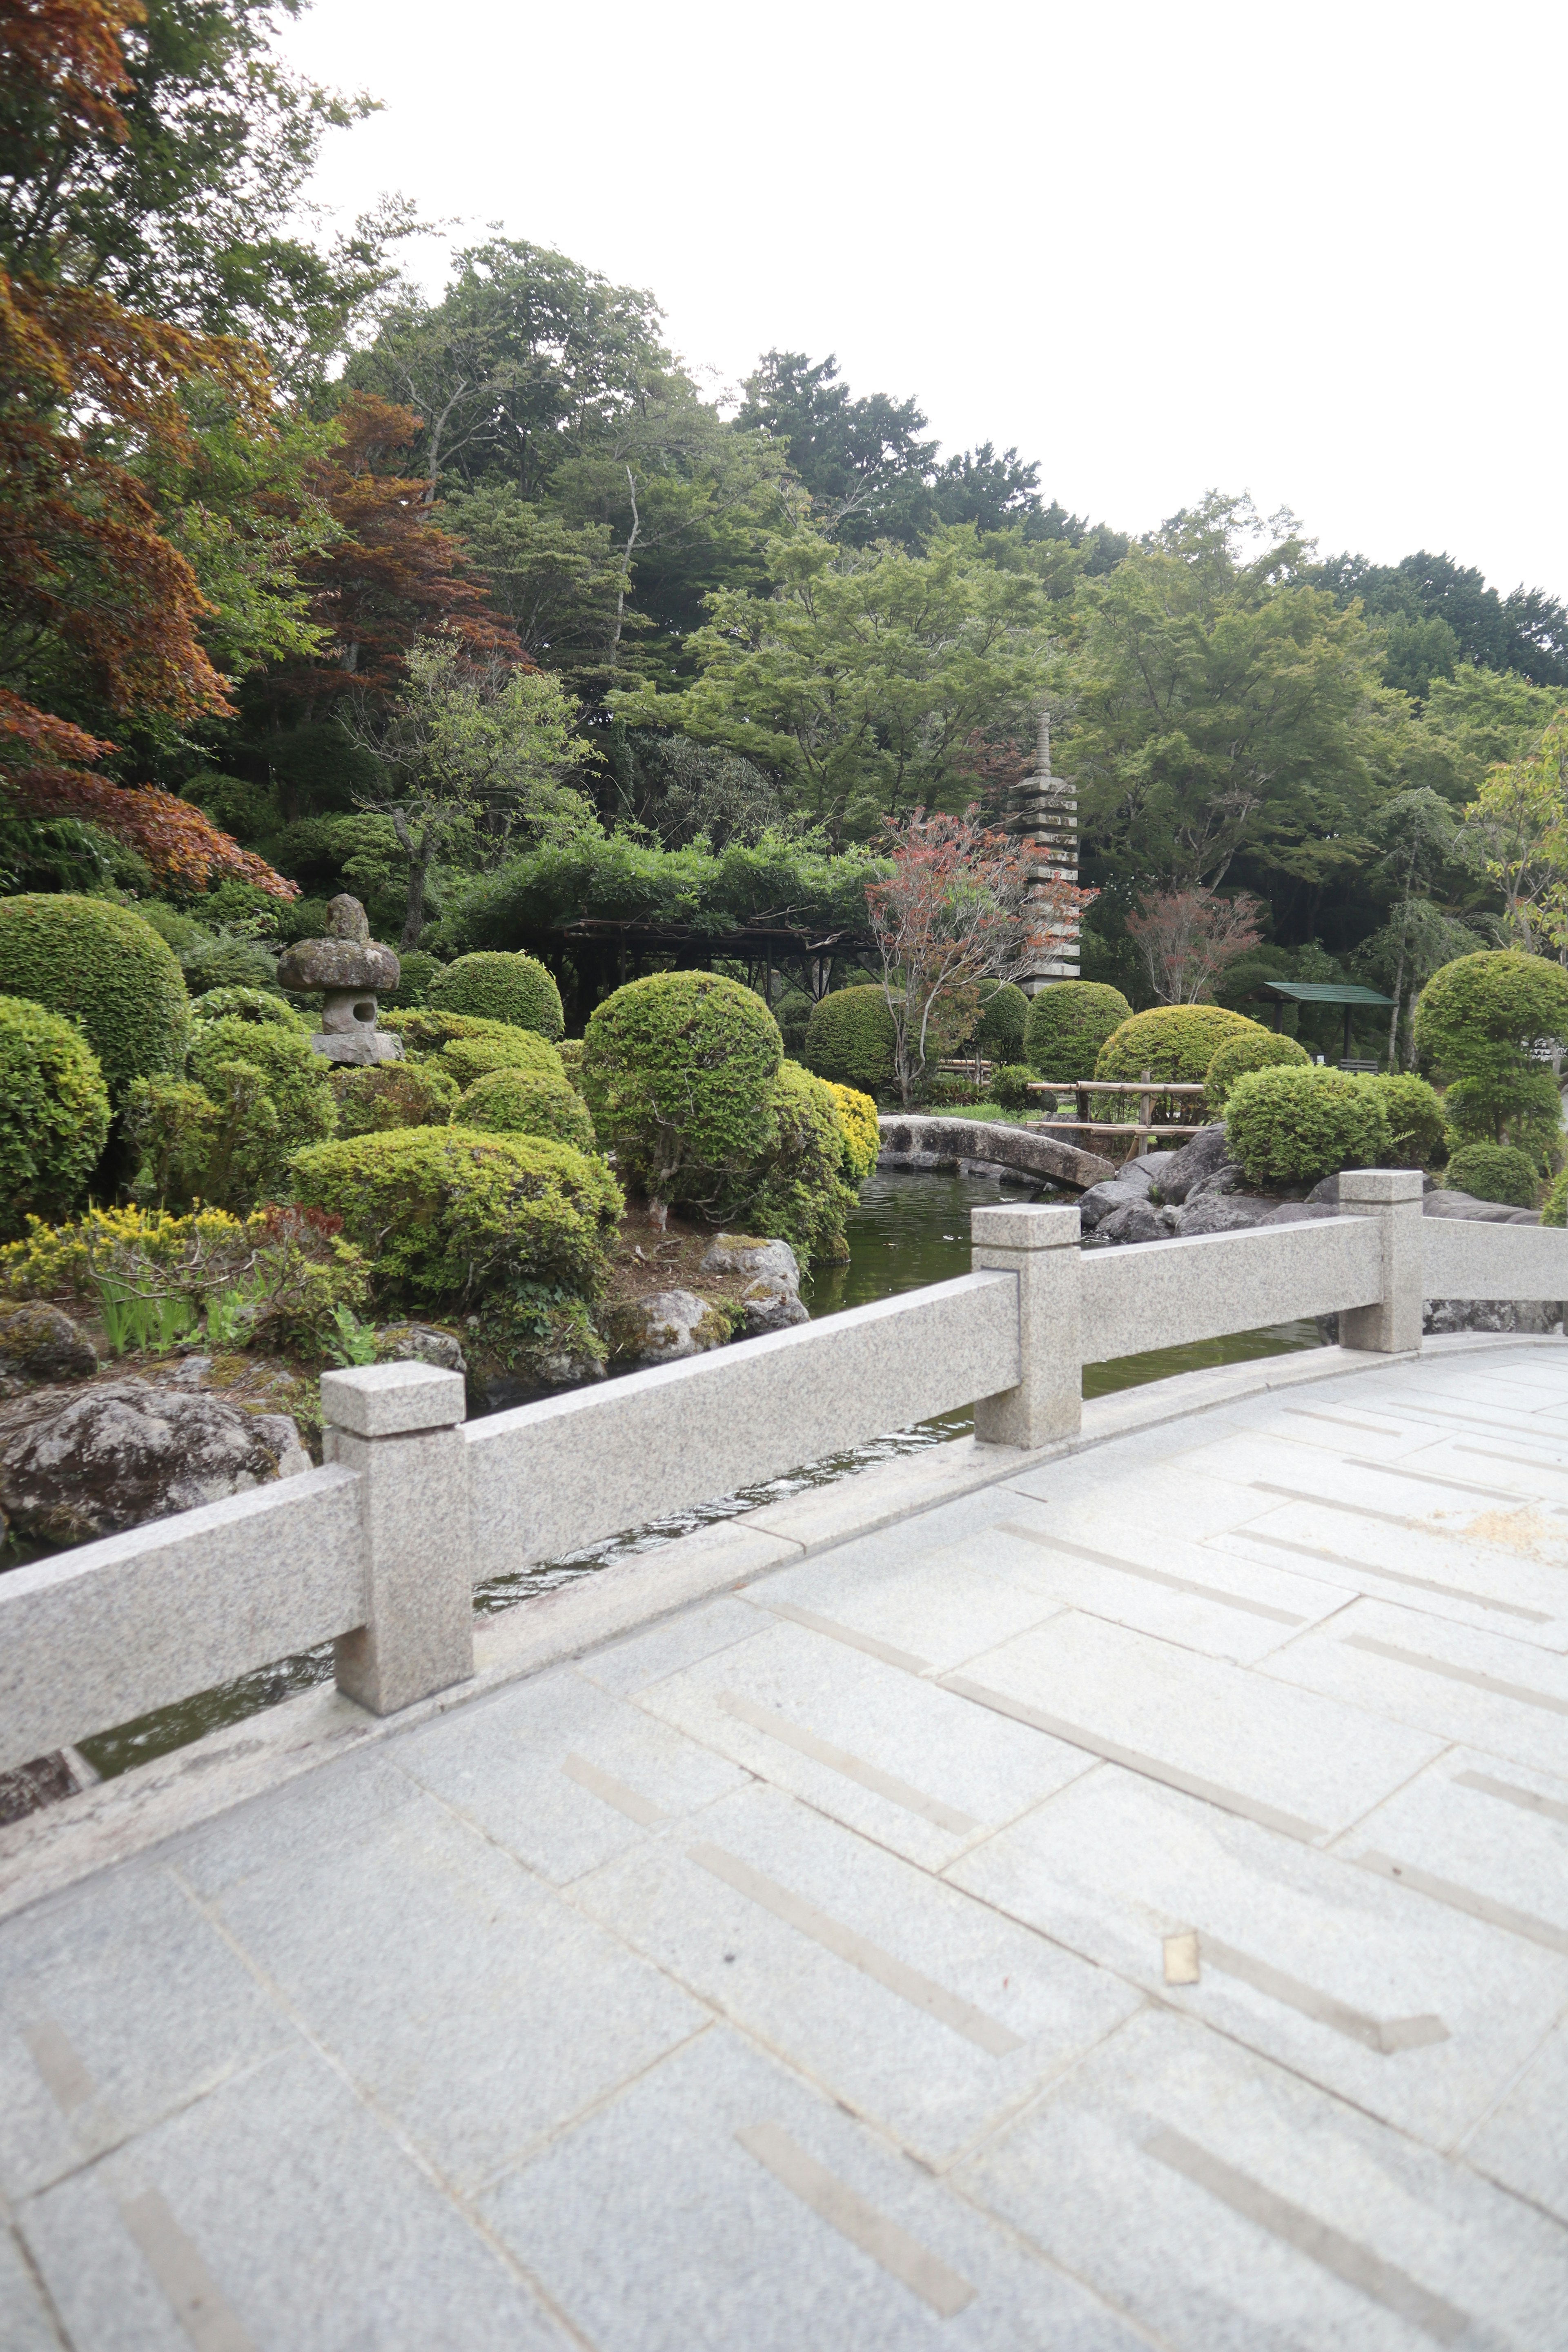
[1,1169,1563,1775]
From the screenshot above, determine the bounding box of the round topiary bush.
[0,995,111,1237]
[386,949,443,1009]
[459,1068,597,1155]
[1204,1027,1310,1114]
[383,1007,565,1089]
[1443,1143,1539,1208]
[0,893,189,1100]
[976,982,1029,1064]
[333,1061,459,1136]
[1414,949,1568,1157]
[772,989,815,1054]
[1359,1071,1448,1169]
[746,1060,855,1262]
[427,950,564,1039]
[821,1080,880,1183]
[289,1127,623,1310]
[190,987,307,1030]
[1096,1003,1257,1091]
[1023,982,1132,1080]
[991,1063,1034,1112]
[1224,1064,1392,1187]
[188,1017,337,1158]
[802,986,897,1097]
[583,971,783,1216]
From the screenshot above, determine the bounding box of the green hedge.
[583,971,782,1214]
[0,894,188,1100]
[976,982,1028,1062]
[459,1068,597,1155]
[821,1080,880,1183]
[1096,1003,1256,1089]
[991,1063,1033,1111]
[1359,1072,1448,1169]
[1204,1027,1309,1114]
[290,1127,624,1311]
[387,949,443,1009]
[190,987,308,1031]
[746,1061,855,1263]
[427,950,564,1038]
[333,1062,459,1136]
[188,1017,337,1158]
[0,995,111,1238]
[1444,1143,1539,1208]
[1542,1168,1568,1226]
[384,1007,565,1088]
[1415,950,1568,1157]
[1224,1064,1391,1186]
[1023,982,1131,1080]
[802,985,897,1096]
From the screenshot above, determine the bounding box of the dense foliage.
[1203,1028,1310,1115]
[1413,949,1568,1160]
[1224,1066,1391,1186]
[1443,1143,1539,1208]
[1023,982,1131,1080]
[0,894,189,1098]
[803,986,897,1096]
[822,1081,880,1183]
[0,994,111,1235]
[458,1068,597,1154]
[427,950,564,1038]
[1361,1072,1448,1169]
[581,971,782,1217]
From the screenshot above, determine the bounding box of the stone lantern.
[276,894,404,1066]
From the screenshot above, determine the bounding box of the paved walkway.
[4,1348,1568,2350]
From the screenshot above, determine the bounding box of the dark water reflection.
[78,1169,1321,1778]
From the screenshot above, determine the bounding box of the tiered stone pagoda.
[276,894,403,1065]
[1004,710,1080,994]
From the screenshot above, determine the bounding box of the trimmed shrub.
[991,1063,1034,1112]
[289,1126,623,1310]
[383,1007,565,1088]
[773,988,815,1054]
[1204,1027,1310,1115]
[387,949,442,1009]
[1444,1143,1539,1208]
[822,1080,880,1183]
[1360,1072,1448,1169]
[1023,982,1131,1080]
[190,986,306,1030]
[1542,1168,1568,1227]
[459,1068,597,1155]
[1225,1065,1392,1187]
[189,1017,334,1135]
[976,981,1028,1064]
[1096,1003,1257,1090]
[0,995,111,1237]
[427,949,564,1039]
[333,1061,459,1136]
[556,1037,585,1089]
[802,985,897,1097]
[177,930,278,994]
[582,971,782,1216]
[1414,949,1568,1156]
[0,893,188,1099]
[746,1061,856,1262]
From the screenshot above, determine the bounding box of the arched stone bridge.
[878,1113,1117,1192]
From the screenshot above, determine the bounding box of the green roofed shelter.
[1249,979,1397,1065]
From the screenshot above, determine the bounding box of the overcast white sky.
[284,0,1565,599]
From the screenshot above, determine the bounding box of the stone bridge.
[878,1113,1116,1191]
[2,1198,1567,2348]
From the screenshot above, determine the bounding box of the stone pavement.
[4,1347,1568,2350]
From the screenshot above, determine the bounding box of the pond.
[74,1169,1323,1780]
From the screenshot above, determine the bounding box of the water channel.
[74,1170,1323,1780]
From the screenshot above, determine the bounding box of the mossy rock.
[0,894,189,1100]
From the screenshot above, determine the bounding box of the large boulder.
[603,1290,733,1368]
[374,1323,468,1375]
[0,1380,307,1548]
[0,1301,96,1396]
[1262,1201,1343,1226]
[699,1234,809,1335]
[1077,1177,1153,1231]
[1150,1124,1233,1203]
[1167,1192,1274,1238]
[1092,1200,1169,1246]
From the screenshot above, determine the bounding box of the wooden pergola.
[1250,979,1396,1066]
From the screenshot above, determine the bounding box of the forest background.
[6,0,1568,1069]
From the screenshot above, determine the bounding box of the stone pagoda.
[276,894,403,1065]
[1004,710,1080,994]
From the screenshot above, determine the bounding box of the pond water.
[75,1170,1323,1780]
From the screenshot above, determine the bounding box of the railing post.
[1336,1168,1424,1354]
[971,1204,1082,1448]
[321,1361,474,1715]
